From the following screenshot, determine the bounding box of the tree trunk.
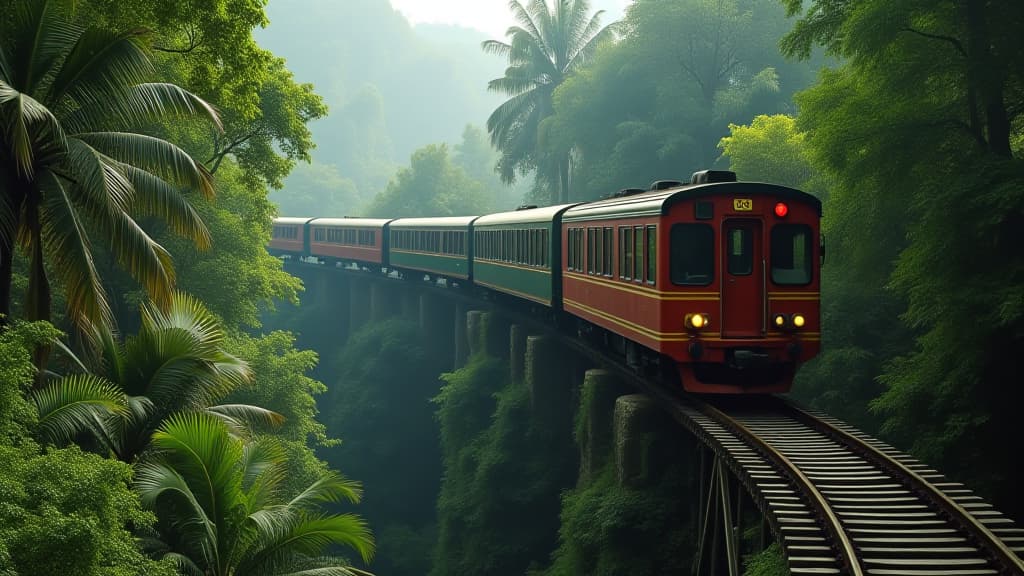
[965,0,1012,158]
[0,241,12,327]
[25,208,52,383]
[0,183,22,328]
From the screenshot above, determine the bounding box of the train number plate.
[733,199,753,211]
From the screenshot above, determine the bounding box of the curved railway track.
[702,397,1024,575]
[557,335,1024,575]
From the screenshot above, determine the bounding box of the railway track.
[556,336,1024,575]
[699,397,1024,575]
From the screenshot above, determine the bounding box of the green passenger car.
[472,204,580,307]
[388,217,478,279]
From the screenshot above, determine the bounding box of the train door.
[721,219,763,337]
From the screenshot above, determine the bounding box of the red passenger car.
[269,217,314,256]
[308,218,393,268]
[561,171,822,394]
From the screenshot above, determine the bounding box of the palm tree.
[135,412,375,576]
[0,0,220,332]
[33,292,282,462]
[483,0,616,204]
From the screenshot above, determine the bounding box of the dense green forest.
[2,0,1022,574]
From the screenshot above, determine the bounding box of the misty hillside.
[256,0,507,214]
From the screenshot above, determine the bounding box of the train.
[268,170,822,394]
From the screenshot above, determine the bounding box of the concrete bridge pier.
[419,293,454,363]
[577,369,621,486]
[614,394,668,488]
[454,303,470,367]
[525,335,572,434]
[509,324,528,383]
[312,268,349,340]
[370,280,402,322]
[348,277,370,332]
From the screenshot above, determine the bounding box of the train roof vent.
[649,180,684,190]
[690,170,737,184]
[614,188,646,198]
[515,204,538,211]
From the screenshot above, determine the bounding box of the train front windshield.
[770,224,813,285]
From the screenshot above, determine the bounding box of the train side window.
[587,228,595,274]
[771,224,812,285]
[670,224,714,285]
[634,226,644,282]
[541,229,548,268]
[568,230,573,270]
[620,227,632,280]
[603,228,613,277]
[646,225,656,285]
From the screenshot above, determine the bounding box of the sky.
[388,0,632,39]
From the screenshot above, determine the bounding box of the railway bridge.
[282,259,1024,576]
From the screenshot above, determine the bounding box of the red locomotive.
[561,170,821,393]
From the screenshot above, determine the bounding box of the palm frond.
[481,39,512,57]
[64,137,134,213]
[148,412,244,554]
[161,552,205,576]
[77,132,215,199]
[485,89,538,143]
[0,34,13,83]
[507,0,551,62]
[244,513,375,571]
[47,27,152,109]
[9,0,80,93]
[121,82,222,131]
[134,460,220,568]
[117,163,211,248]
[239,437,287,514]
[31,372,126,444]
[287,471,363,510]
[84,195,177,310]
[486,74,538,97]
[564,12,616,73]
[208,404,286,432]
[36,169,112,329]
[66,82,222,137]
[273,564,376,576]
[50,336,90,374]
[0,81,66,177]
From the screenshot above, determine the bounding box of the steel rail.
[781,398,1024,575]
[695,399,864,576]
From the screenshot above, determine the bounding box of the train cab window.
[771,224,813,285]
[671,224,714,285]
[646,225,657,285]
[727,227,753,275]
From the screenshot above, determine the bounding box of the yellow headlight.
[792,314,806,328]
[773,314,787,328]
[685,313,709,330]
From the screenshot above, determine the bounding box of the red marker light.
[774,202,789,218]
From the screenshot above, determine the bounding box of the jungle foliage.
[324,319,443,576]
[432,353,576,576]
[1,0,373,572]
[717,0,1024,523]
